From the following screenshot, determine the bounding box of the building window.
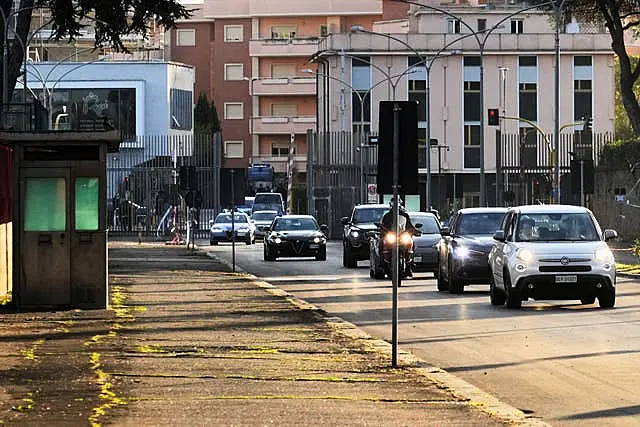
[320,25,328,37]
[409,80,426,121]
[170,89,193,130]
[463,81,480,122]
[224,25,243,42]
[511,19,523,34]
[477,19,486,33]
[518,56,537,122]
[270,25,297,39]
[464,125,480,169]
[224,140,244,158]
[448,19,461,34]
[271,63,296,78]
[574,56,593,121]
[176,29,195,46]
[352,91,371,134]
[271,143,289,157]
[224,64,244,81]
[271,103,297,117]
[224,102,244,120]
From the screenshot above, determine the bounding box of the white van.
[252,192,285,215]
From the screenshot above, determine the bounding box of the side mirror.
[208,219,214,226]
[493,230,506,242]
[320,224,329,234]
[440,226,450,236]
[603,229,618,242]
[340,216,349,225]
[414,223,423,229]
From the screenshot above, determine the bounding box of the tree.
[0,0,192,106]
[614,56,640,139]
[194,92,220,134]
[529,0,640,136]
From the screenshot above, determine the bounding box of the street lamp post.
[553,0,567,203]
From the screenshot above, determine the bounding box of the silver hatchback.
[489,205,618,309]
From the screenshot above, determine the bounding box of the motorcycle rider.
[379,197,419,277]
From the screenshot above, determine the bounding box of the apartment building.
[314,0,614,210]
[167,0,408,182]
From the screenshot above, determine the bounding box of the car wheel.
[448,258,464,294]
[315,246,327,261]
[580,296,596,305]
[504,272,522,309]
[210,240,218,246]
[264,245,276,261]
[436,264,448,292]
[598,287,615,308]
[489,273,506,306]
[344,244,357,268]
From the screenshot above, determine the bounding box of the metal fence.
[107,133,222,239]
[307,131,379,239]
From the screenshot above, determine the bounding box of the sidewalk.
[0,242,546,426]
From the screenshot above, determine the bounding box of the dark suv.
[341,204,389,268]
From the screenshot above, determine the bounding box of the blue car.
[209,212,256,245]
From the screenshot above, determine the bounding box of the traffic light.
[123,176,130,191]
[488,108,500,126]
[586,117,593,132]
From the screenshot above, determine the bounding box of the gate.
[307,131,379,239]
[107,133,222,240]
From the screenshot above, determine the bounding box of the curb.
[206,251,549,426]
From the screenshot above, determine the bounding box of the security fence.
[107,133,222,239]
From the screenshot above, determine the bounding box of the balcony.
[252,155,307,173]
[252,116,316,134]
[253,77,316,96]
[250,37,320,57]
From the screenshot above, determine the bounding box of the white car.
[488,205,618,309]
[251,210,280,239]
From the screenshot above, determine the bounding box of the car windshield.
[252,212,278,221]
[457,213,505,235]
[215,214,248,224]
[515,212,599,242]
[409,214,441,234]
[273,218,318,231]
[353,207,388,224]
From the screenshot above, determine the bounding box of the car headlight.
[517,248,535,263]
[454,245,469,259]
[211,227,224,232]
[595,248,614,263]
[273,237,282,244]
[384,233,396,244]
[313,236,323,243]
[350,230,360,239]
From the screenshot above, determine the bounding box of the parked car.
[252,210,280,239]
[488,205,617,309]
[341,204,389,268]
[438,207,508,293]
[209,212,256,245]
[263,215,328,261]
[407,211,442,276]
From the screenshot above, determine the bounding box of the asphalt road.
[200,239,640,427]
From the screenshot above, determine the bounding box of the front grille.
[539,265,592,273]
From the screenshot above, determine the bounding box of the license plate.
[309,244,319,249]
[555,275,577,283]
[413,256,422,263]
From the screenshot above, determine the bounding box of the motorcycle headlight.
[350,230,360,239]
[595,248,614,263]
[384,233,396,244]
[517,248,535,263]
[399,232,413,245]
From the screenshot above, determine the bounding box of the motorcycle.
[369,222,421,282]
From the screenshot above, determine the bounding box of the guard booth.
[2,131,121,309]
